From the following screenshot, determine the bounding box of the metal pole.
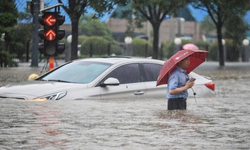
[31,0,40,67]
[108,43,111,56]
[40,0,44,10]
[90,43,93,57]
[26,41,29,62]
[49,57,54,71]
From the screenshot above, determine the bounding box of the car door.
[98,63,146,99]
[141,63,166,99]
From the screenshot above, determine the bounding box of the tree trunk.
[71,19,79,60]
[217,24,225,66]
[152,23,160,59]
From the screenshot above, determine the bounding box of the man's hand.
[185,80,195,89]
[169,80,195,95]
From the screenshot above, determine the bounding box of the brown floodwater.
[0,62,250,149]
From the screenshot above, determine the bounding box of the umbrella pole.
[191,88,197,103]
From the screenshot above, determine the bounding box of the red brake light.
[205,83,215,91]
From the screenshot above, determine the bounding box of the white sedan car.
[0,58,215,101]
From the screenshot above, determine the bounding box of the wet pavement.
[1,61,250,149]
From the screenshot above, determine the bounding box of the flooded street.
[1,62,250,149]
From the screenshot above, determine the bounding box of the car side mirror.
[100,77,120,87]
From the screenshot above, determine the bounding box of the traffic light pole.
[31,0,40,67]
[49,57,54,71]
[38,4,65,71]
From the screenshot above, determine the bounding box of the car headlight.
[34,91,67,101]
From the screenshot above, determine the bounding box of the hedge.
[0,51,18,67]
[80,36,123,56]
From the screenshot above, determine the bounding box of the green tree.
[192,0,250,66]
[132,38,152,57]
[223,15,248,45]
[80,36,123,56]
[200,15,216,34]
[129,0,189,59]
[79,15,114,42]
[10,5,33,61]
[9,23,32,60]
[0,0,18,51]
[58,0,125,60]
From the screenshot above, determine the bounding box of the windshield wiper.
[46,79,71,83]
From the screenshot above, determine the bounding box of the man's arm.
[169,80,195,95]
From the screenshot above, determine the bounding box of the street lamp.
[1,33,5,51]
[222,39,225,46]
[221,39,226,62]
[174,37,181,45]
[124,36,133,56]
[242,39,249,46]
[124,36,132,44]
[178,18,185,36]
[66,35,72,62]
[242,39,249,62]
[174,37,181,54]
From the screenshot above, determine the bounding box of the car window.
[102,63,140,84]
[142,63,162,82]
[41,61,112,84]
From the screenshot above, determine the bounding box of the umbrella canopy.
[156,49,208,86]
[182,43,199,50]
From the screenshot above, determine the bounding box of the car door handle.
[134,91,145,95]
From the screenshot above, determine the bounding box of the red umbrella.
[156,49,208,86]
[182,43,199,50]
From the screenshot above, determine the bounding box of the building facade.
[106,18,203,44]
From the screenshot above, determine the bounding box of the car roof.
[74,57,164,65]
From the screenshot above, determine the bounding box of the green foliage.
[78,14,118,57]
[60,38,67,44]
[208,42,218,61]
[162,39,193,59]
[200,14,248,46]
[225,40,240,62]
[224,15,248,45]
[208,41,240,62]
[193,0,250,65]
[78,35,88,44]
[80,36,123,56]
[58,0,124,59]
[8,24,32,60]
[0,51,18,67]
[162,41,175,59]
[181,39,191,45]
[132,38,153,57]
[194,41,209,51]
[129,0,188,59]
[200,16,216,34]
[162,40,210,59]
[0,0,18,33]
[79,15,114,42]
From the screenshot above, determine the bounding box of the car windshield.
[40,61,112,84]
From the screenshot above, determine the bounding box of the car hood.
[0,81,87,100]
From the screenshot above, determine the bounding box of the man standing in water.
[167,56,195,110]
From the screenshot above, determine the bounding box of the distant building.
[106,5,207,43]
[106,18,203,43]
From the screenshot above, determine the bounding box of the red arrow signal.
[44,15,56,26]
[45,30,56,41]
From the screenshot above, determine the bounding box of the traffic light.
[56,14,65,54]
[38,12,65,56]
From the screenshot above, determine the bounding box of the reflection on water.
[1,79,250,149]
